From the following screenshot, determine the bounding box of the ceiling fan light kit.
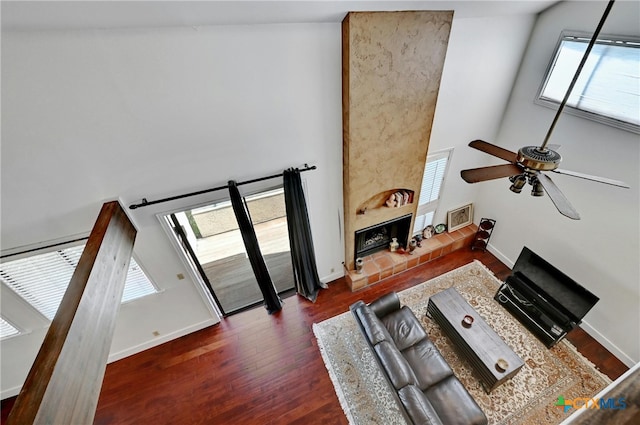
[508,175,527,194]
[461,0,629,220]
[531,180,545,197]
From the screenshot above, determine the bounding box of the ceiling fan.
[460,0,629,220]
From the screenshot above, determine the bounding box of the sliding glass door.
[165,187,294,315]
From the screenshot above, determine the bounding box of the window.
[0,244,157,321]
[536,31,640,133]
[0,317,20,340]
[414,149,452,234]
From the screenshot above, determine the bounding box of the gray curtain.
[283,169,326,302]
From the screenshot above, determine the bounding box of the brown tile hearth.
[346,224,478,290]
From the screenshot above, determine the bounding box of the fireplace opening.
[354,214,412,264]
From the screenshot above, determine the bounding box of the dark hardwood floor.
[1,249,628,424]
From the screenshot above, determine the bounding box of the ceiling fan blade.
[552,168,630,188]
[536,172,580,220]
[461,164,523,183]
[469,140,518,163]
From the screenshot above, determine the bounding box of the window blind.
[414,211,435,232]
[0,317,20,339]
[413,150,452,235]
[419,155,448,206]
[538,32,640,133]
[0,244,156,321]
[123,261,157,303]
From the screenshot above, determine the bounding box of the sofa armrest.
[351,302,393,346]
[350,298,414,425]
[369,292,401,318]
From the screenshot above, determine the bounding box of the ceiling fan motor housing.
[517,146,562,171]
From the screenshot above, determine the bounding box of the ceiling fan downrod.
[538,0,615,152]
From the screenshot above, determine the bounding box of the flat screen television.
[512,246,599,323]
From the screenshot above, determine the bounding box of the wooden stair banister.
[6,201,137,425]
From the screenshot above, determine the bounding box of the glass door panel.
[168,187,293,315]
[245,189,294,294]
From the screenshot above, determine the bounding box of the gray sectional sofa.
[350,292,487,425]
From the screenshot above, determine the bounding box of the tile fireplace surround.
[346,224,478,291]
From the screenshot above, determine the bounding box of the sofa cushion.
[355,303,393,346]
[382,306,428,351]
[402,338,454,390]
[374,340,417,390]
[398,384,444,425]
[425,375,488,425]
[369,292,401,318]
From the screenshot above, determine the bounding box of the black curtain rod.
[129,164,317,210]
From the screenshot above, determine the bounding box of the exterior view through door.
[165,187,294,315]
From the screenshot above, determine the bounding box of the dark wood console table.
[427,287,524,392]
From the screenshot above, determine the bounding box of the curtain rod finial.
[129,198,148,210]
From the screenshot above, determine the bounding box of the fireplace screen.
[354,214,412,263]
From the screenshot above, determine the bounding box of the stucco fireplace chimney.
[342,11,453,271]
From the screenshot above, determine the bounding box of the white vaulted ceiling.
[2,1,557,31]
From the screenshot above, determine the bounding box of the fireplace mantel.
[342,11,453,270]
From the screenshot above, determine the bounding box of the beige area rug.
[313,261,611,425]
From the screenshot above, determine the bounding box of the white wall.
[476,0,640,365]
[428,13,536,223]
[0,9,572,397]
[0,22,344,398]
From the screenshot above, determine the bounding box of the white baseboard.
[578,320,636,367]
[487,243,514,269]
[1,386,21,400]
[107,318,220,363]
[1,319,220,400]
[321,270,344,284]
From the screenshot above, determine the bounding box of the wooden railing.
[6,201,136,425]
